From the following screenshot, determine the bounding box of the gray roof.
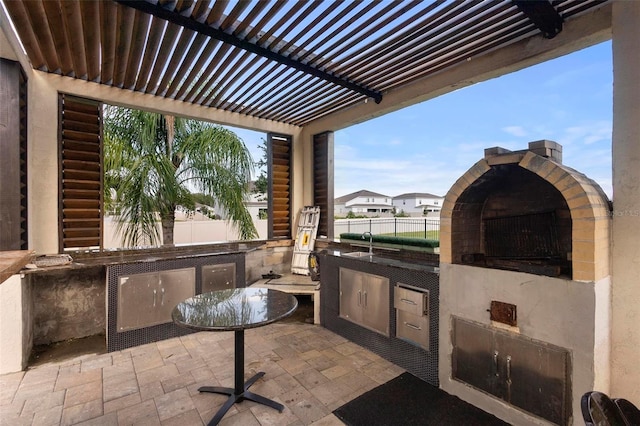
[393,192,442,199]
[335,190,391,203]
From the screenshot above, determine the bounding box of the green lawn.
[381,231,440,240]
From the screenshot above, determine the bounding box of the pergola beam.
[114,0,383,104]
[513,0,564,39]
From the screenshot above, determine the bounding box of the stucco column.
[611,0,640,403]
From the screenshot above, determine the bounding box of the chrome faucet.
[362,232,373,254]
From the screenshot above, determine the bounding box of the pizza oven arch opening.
[442,141,612,282]
[452,164,572,278]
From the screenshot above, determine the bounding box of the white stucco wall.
[439,263,610,425]
[611,0,640,403]
[0,274,28,374]
[27,73,61,254]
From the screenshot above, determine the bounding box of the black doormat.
[333,373,510,426]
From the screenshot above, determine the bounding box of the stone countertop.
[0,250,35,284]
[18,240,270,275]
[323,249,440,274]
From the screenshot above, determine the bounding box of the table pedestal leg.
[199,330,284,425]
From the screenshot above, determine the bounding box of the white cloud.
[502,126,528,137]
[561,121,611,145]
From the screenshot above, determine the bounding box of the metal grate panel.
[484,211,561,259]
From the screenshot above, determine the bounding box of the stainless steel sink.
[343,251,375,258]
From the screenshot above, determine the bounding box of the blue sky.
[232,40,613,200]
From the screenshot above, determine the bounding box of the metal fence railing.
[334,217,440,241]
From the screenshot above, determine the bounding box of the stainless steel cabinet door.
[495,333,569,425]
[117,271,158,332]
[452,318,496,396]
[362,274,390,336]
[156,268,195,325]
[117,268,195,332]
[339,268,364,326]
[202,263,236,293]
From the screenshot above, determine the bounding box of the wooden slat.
[112,3,135,88]
[2,1,46,69]
[63,199,100,208]
[100,0,117,84]
[164,33,209,98]
[62,159,101,172]
[61,119,100,134]
[146,22,181,95]
[62,182,101,192]
[192,44,233,104]
[80,0,101,81]
[59,0,87,78]
[41,0,74,76]
[61,151,100,163]
[124,9,151,89]
[62,218,101,226]
[62,208,101,219]
[63,228,101,238]
[134,17,165,91]
[62,140,101,153]
[62,130,100,143]
[176,37,220,101]
[156,27,196,96]
[63,98,100,114]
[63,170,101,182]
[22,1,59,72]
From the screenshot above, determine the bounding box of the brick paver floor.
[0,322,404,425]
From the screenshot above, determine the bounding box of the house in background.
[334,190,393,216]
[392,193,444,216]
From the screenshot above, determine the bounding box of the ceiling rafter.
[512,0,564,39]
[113,0,383,104]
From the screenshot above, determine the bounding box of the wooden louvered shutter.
[0,59,28,250]
[59,95,103,251]
[267,134,292,239]
[313,132,334,239]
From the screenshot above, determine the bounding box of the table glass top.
[172,287,298,331]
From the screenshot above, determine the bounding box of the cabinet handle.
[506,355,512,402]
[493,351,499,377]
[400,298,417,305]
[161,287,165,305]
[404,321,421,330]
[153,289,157,307]
[363,291,368,308]
[358,290,362,307]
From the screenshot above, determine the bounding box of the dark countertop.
[0,250,35,284]
[18,240,268,275]
[324,249,440,274]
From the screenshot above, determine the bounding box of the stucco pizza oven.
[438,141,612,425]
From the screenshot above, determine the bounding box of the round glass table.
[172,287,298,425]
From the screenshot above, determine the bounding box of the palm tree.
[104,106,257,247]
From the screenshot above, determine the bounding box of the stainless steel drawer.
[396,310,429,350]
[394,285,429,316]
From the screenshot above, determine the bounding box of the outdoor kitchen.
[2,1,640,424]
[438,141,612,425]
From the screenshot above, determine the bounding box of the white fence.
[334,217,440,240]
[103,216,439,249]
[103,216,268,249]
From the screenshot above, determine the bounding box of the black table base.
[201,330,284,425]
